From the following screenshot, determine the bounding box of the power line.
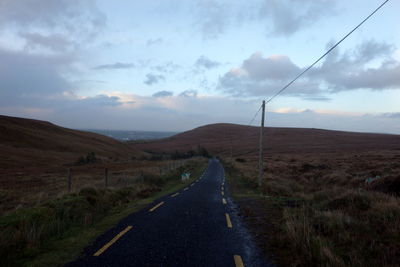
[248,104,262,126]
[265,0,390,104]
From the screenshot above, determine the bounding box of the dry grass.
[224,150,400,267]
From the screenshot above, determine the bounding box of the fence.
[0,158,193,215]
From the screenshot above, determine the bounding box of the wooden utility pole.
[258,100,266,187]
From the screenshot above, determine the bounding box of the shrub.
[75,152,98,165]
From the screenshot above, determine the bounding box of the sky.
[0,0,399,133]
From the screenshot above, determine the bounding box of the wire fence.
[0,158,195,214]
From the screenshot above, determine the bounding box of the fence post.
[67,168,72,193]
[104,168,108,188]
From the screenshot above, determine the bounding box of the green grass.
[0,158,207,267]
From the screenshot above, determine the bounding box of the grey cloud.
[242,52,299,81]
[69,95,121,108]
[93,62,136,70]
[146,38,163,47]
[19,32,75,52]
[0,47,122,113]
[354,40,395,64]
[194,0,229,39]
[179,90,198,98]
[0,48,73,106]
[310,40,400,92]
[144,73,166,85]
[194,55,221,70]
[218,52,323,98]
[302,96,331,102]
[382,113,400,119]
[218,40,400,99]
[152,91,173,98]
[259,0,337,36]
[152,61,180,74]
[0,0,106,38]
[0,47,123,112]
[193,0,337,39]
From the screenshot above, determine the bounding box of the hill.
[130,123,400,156]
[0,115,143,169]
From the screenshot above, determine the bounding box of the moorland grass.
[223,157,400,267]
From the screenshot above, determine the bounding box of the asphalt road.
[66,158,271,267]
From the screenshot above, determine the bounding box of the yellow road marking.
[222,198,227,205]
[171,192,179,197]
[93,226,132,256]
[184,187,188,191]
[221,191,224,196]
[234,255,244,267]
[225,213,233,228]
[149,201,164,212]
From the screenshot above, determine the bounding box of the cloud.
[146,38,163,47]
[193,0,337,39]
[218,52,324,98]
[75,95,121,107]
[179,90,198,98]
[218,40,400,99]
[19,32,75,52]
[259,0,337,36]
[152,91,173,98]
[267,108,400,134]
[194,0,230,39]
[382,112,400,119]
[242,53,299,81]
[151,61,180,74]
[194,55,220,70]
[92,62,136,70]
[144,73,166,85]
[0,0,106,40]
[0,48,74,106]
[308,40,400,92]
[3,90,399,134]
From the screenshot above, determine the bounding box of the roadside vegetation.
[223,151,400,267]
[0,158,207,267]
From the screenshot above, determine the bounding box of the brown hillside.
[131,123,400,156]
[0,115,142,169]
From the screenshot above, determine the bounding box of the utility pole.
[258,100,266,187]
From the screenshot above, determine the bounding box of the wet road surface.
[66,159,271,267]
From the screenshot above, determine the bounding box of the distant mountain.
[84,129,177,141]
[0,115,143,169]
[130,123,400,157]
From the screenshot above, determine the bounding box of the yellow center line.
[171,192,179,197]
[222,198,227,205]
[234,255,244,267]
[225,213,233,228]
[93,226,132,256]
[149,201,164,212]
